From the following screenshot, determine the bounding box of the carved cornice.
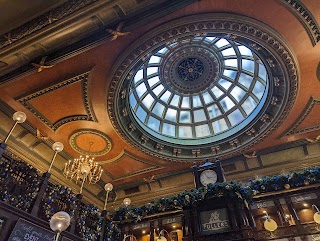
[107,13,299,162]
[0,0,99,50]
[282,96,320,136]
[280,0,320,46]
[16,71,97,131]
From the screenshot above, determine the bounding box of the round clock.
[200,169,218,186]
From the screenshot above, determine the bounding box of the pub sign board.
[8,218,55,241]
[200,208,230,234]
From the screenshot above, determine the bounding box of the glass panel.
[258,64,267,80]
[211,86,224,98]
[179,111,191,123]
[147,67,158,76]
[157,47,168,54]
[242,59,255,73]
[224,59,238,68]
[241,96,256,115]
[136,106,147,122]
[219,79,232,90]
[228,109,244,126]
[129,92,137,109]
[181,97,190,108]
[136,83,147,98]
[238,73,253,89]
[252,81,265,99]
[142,94,154,109]
[134,69,144,83]
[221,47,236,56]
[153,84,164,96]
[212,118,228,133]
[165,108,177,122]
[238,46,252,56]
[231,86,246,102]
[179,126,193,138]
[207,104,221,119]
[162,123,175,137]
[204,37,216,42]
[149,56,161,64]
[194,109,206,122]
[195,124,210,137]
[215,38,230,48]
[202,92,213,104]
[223,69,237,79]
[220,96,235,112]
[147,76,160,87]
[160,91,172,103]
[170,95,180,107]
[193,96,202,107]
[152,103,165,117]
[147,116,160,131]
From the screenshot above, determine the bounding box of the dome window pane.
[149,56,161,64]
[162,123,175,137]
[215,38,230,48]
[258,64,267,80]
[238,46,252,56]
[136,83,147,98]
[165,108,177,122]
[152,103,165,117]
[181,97,190,108]
[147,76,160,87]
[223,69,237,79]
[147,67,158,76]
[129,92,137,109]
[134,69,144,83]
[160,90,172,103]
[238,73,253,89]
[142,94,154,109]
[231,86,246,102]
[157,47,168,54]
[242,96,256,115]
[220,96,235,112]
[147,116,160,131]
[153,84,164,96]
[208,104,222,119]
[242,59,255,73]
[228,109,245,126]
[194,109,206,122]
[252,81,265,99]
[219,79,232,90]
[212,118,228,133]
[136,106,147,122]
[222,47,236,56]
[202,92,213,104]
[211,86,224,98]
[179,126,193,138]
[195,124,210,137]
[224,59,238,68]
[193,96,203,107]
[179,111,191,123]
[170,95,180,107]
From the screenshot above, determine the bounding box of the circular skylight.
[129,36,269,144]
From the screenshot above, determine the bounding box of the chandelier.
[63,153,103,194]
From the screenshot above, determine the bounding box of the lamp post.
[0,111,27,158]
[31,142,64,216]
[99,183,113,241]
[50,211,71,241]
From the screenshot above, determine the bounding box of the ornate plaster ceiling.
[0,0,319,208]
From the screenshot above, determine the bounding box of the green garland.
[112,165,320,222]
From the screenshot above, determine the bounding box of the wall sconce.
[157,230,170,241]
[312,205,320,224]
[123,197,131,206]
[3,111,27,143]
[263,212,278,232]
[104,183,113,210]
[50,211,71,241]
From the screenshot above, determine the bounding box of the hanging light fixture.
[50,211,71,241]
[104,183,113,210]
[63,142,103,194]
[157,230,170,241]
[263,212,278,232]
[123,197,131,206]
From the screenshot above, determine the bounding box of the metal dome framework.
[107,13,299,162]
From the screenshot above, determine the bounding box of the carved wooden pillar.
[182,210,192,241]
[244,206,256,229]
[227,201,239,230]
[274,199,289,226]
[150,220,155,241]
[285,197,305,234]
[31,172,50,216]
[235,201,249,228]
[99,210,107,241]
[71,193,83,234]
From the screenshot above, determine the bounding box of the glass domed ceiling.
[129,36,269,145]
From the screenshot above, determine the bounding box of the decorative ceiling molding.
[101,150,164,181]
[280,0,320,46]
[0,0,99,50]
[108,13,299,162]
[282,96,320,136]
[69,129,112,156]
[16,71,97,131]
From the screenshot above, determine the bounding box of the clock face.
[200,169,218,186]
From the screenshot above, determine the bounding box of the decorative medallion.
[107,13,299,162]
[69,129,112,156]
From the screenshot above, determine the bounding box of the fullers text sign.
[200,208,230,234]
[8,218,54,241]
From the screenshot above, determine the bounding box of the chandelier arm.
[79,172,87,194]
